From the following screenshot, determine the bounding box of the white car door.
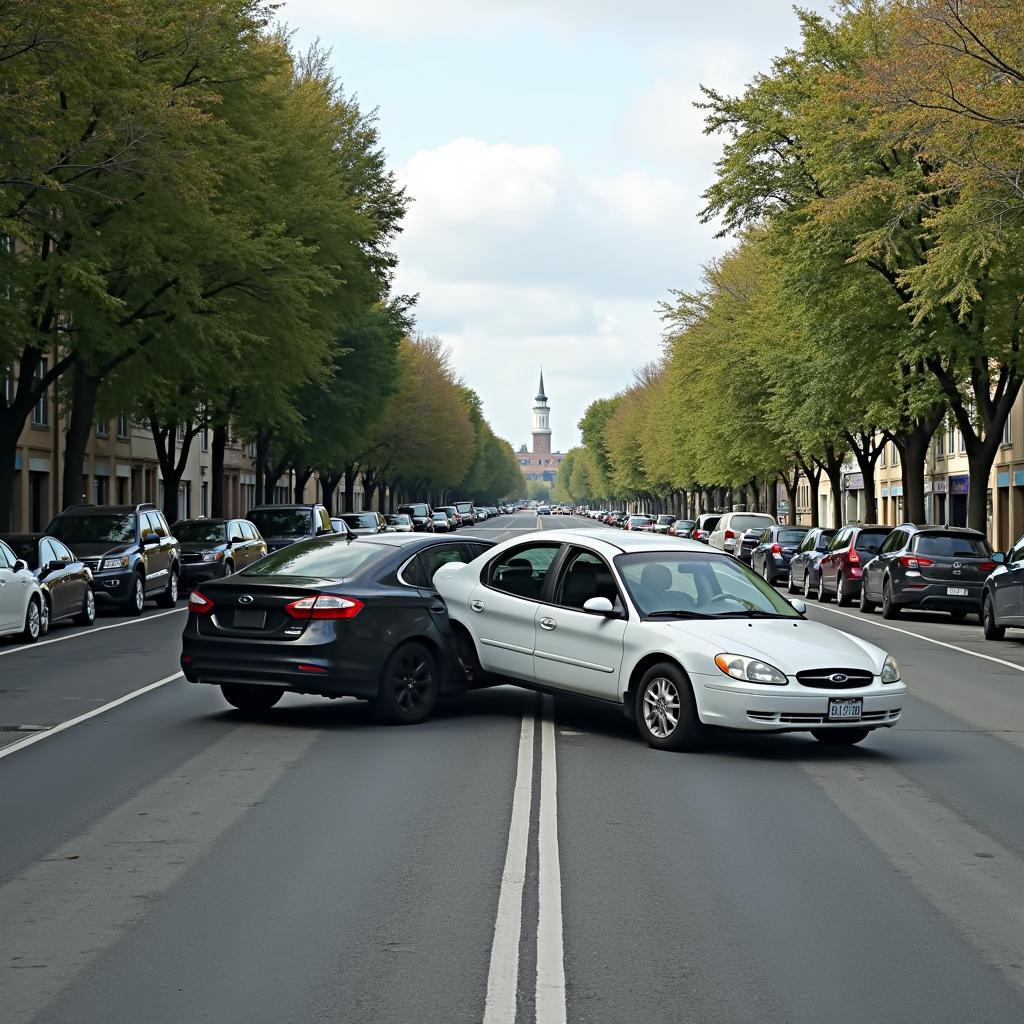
[0,540,23,632]
[532,547,626,699]
[468,542,562,682]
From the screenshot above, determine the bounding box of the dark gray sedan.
[786,527,837,597]
[338,512,388,536]
[750,525,810,584]
[174,518,268,589]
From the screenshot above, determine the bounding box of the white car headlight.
[102,555,130,570]
[880,654,901,684]
[202,551,224,562]
[714,653,787,686]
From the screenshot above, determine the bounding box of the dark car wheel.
[982,594,1005,641]
[812,728,870,746]
[75,587,97,626]
[39,594,51,636]
[127,573,146,617]
[859,582,876,614]
[787,570,798,595]
[221,683,285,712]
[881,580,900,619]
[817,574,830,603]
[157,568,179,608]
[19,598,42,644]
[835,573,851,607]
[634,662,703,752]
[373,641,439,725]
[803,570,813,599]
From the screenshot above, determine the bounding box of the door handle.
[430,604,447,614]
[470,600,485,613]
[539,617,556,630]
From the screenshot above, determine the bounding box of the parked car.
[0,538,45,642]
[626,515,656,532]
[860,524,996,620]
[248,504,336,553]
[474,507,488,521]
[733,520,784,565]
[46,503,181,615]
[0,534,93,633]
[690,513,722,544]
[395,503,434,532]
[433,530,905,751]
[436,506,460,529]
[667,519,696,538]
[385,513,414,533]
[338,512,388,536]
[180,532,494,721]
[981,533,1024,640]
[537,505,551,516]
[652,514,676,534]
[816,524,893,605]
[787,527,837,597]
[173,518,267,589]
[750,526,810,584]
[708,512,776,557]
[454,501,476,526]
[430,512,452,532]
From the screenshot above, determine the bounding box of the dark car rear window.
[915,533,991,558]
[240,538,387,579]
[173,521,227,543]
[399,504,429,518]
[249,509,311,538]
[855,529,891,555]
[779,529,808,544]
[342,513,379,529]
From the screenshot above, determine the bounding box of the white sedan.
[434,530,905,751]
[0,538,45,643]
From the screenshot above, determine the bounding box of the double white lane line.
[484,695,567,1024]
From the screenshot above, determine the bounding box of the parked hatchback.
[816,524,893,606]
[786,527,837,598]
[46,503,181,615]
[860,525,996,620]
[709,512,776,557]
[750,526,810,584]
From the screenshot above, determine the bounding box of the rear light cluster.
[979,561,998,572]
[188,590,214,614]
[770,543,782,555]
[284,594,364,620]
[898,556,933,569]
[724,529,736,540]
[847,549,861,566]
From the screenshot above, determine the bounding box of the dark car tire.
[126,572,146,616]
[982,594,1005,641]
[373,641,439,725]
[787,571,798,595]
[634,662,703,752]
[221,683,285,712]
[859,583,876,614]
[75,586,97,626]
[835,573,851,607]
[39,594,51,636]
[812,728,870,746]
[156,567,179,608]
[803,570,813,599]
[881,581,900,619]
[817,575,830,603]
[19,597,42,644]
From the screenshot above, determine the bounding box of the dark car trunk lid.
[194,578,335,640]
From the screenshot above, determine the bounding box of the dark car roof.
[249,504,318,511]
[58,505,144,516]
[175,518,230,525]
[896,523,984,535]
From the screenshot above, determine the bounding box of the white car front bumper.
[693,673,906,732]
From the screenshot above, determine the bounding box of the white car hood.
[664,617,885,674]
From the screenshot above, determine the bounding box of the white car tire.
[634,662,703,752]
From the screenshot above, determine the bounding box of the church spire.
[535,367,546,402]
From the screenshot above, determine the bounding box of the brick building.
[516,369,565,484]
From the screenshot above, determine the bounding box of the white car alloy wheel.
[23,599,41,642]
[643,676,680,738]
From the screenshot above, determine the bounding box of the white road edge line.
[536,695,567,1024]
[0,606,187,658]
[0,672,183,761]
[814,604,1024,674]
[483,709,536,1024]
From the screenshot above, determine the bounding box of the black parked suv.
[859,524,997,620]
[46,503,181,615]
[396,503,434,532]
[247,504,337,553]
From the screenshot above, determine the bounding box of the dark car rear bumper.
[892,581,983,611]
[181,562,231,586]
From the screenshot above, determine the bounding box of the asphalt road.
[1,512,1023,1023]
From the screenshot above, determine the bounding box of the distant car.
[816,524,893,605]
[454,501,476,526]
[396,503,434,532]
[0,533,95,633]
[0,538,45,642]
[690,514,721,544]
[181,533,494,720]
[750,526,810,584]
[46,502,180,615]
[436,506,460,529]
[787,527,837,598]
[653,514,676,534]
[248,503,335,553]
[708,512,776,557]
[339,512,388,536]
[861,524,996,620]
[627,515,656,532]
[173,518,268,589]
[474,507,488,521]
[385,513,414,533]
[537,506,551,516]
[430,512,452,532]
[667,519,696,538]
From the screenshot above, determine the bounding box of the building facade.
[517,369,565,484]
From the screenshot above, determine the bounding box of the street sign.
[778,499,789,513]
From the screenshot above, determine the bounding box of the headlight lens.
[881,654,901,683]
[714,653,788,685]
[201,551,224,562]
[102,555,130,570]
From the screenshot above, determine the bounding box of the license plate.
[828,697,863,721]
[234,610,267,629]
[947,587,968,597]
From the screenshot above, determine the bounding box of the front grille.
[747,709,901,725]
[796,668,874,690]
[182,553,204,564]
[81,557,102,572]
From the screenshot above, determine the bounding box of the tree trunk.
[343,465,357,512]
[148,419,198,525]
[294,467,312,503]
[0,432,17,531]
[62,364,101,511]
[778,467,799,525]
[765,477,777,518]
[965,437,1000,535]
[211,423,227,517]
[844,430,886,524]
[320,472,340,513]
[893,405,944,526]
[796,456,822,527]
[255,430,268,505]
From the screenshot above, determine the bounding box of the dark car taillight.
[847,548,861,565]
[898,555,933,568]
[771,543,782,554]
[979,561,997,572]
[189,590,214,614]
[284,594,364,620]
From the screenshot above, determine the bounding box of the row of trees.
[566,0,1024,533]
[0,0,518,527]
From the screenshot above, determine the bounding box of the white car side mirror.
[583,596,615,615]
[432,562,467,587]
[789,598,807,615]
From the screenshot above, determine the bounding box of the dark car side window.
[40,539,58,565]
[487,544,561,600]
[829,529,849,551]
[879,530,904,554]
[141,512,160,540]
[855,529,891,556]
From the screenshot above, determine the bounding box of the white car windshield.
[616,551,800,619]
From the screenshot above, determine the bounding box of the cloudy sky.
[282,0,833,452]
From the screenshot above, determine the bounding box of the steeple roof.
[535,367,547,402]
